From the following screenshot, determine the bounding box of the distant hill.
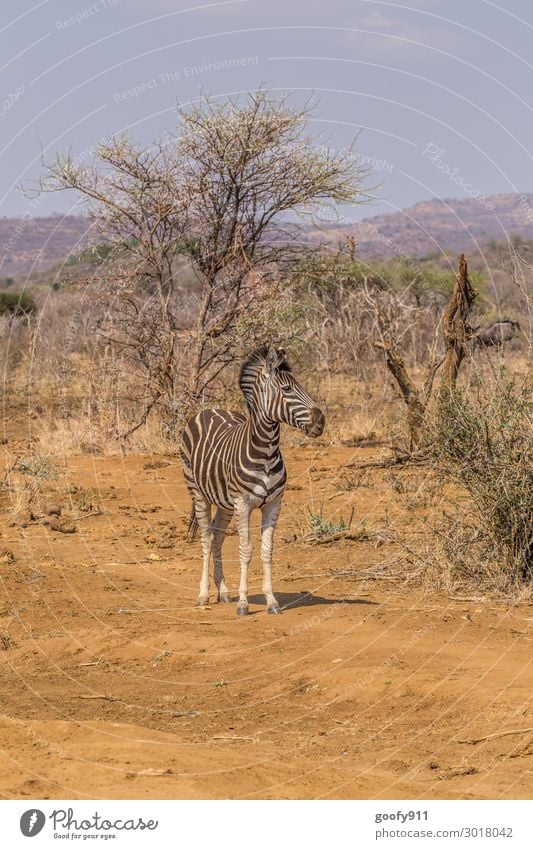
[312,193,533,258]
[0,215,94,277]
[2,193,533,278]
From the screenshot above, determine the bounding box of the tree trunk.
[442,254,476,389]
[373,340,426,450]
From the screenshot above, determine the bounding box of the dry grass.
[0,457,55,524]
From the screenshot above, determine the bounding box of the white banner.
[1,800,531,848]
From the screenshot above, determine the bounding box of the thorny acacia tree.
[41,90,366,434]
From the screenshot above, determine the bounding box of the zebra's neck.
[246,408,281,459]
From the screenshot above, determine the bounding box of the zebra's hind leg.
[193,495,213,606]
[212,507,233,603]
[261,497,282,614]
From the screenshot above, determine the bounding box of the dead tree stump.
[442,254,476,389]
[372,253,476,452]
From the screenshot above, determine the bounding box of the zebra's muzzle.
[304,407,325,438]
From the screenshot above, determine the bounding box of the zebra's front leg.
[235,498,253,616]
[261,497,282,614]
[212,507,233,603]
[194,496,213,606]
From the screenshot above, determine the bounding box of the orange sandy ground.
[0,412,531,800]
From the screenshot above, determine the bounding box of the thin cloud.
[342,7,459,57]
[125,0,458,58]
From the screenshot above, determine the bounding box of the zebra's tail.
[187,503,199,541]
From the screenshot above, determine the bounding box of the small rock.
[46,503,61,517]
[49,519,76,534]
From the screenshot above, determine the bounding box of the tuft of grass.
[0,633,13,651]
[66,483,97,513]
[334,470,370,492]
[307,508,351,539]
[0,548,16,565]
[400,688,416,698]
[12,454,58,481]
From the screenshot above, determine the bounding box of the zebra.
[180,344,325,616]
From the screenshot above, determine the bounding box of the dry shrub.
[292,252,445,380]
[0,313,34,377]
[0,453,59,524]
[425,378,532,592]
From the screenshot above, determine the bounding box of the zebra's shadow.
[246,591,377,610]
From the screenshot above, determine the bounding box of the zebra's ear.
[265,345,283,375]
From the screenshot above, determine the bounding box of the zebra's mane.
[239,344,291,408]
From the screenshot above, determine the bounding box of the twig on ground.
[312,530,370,545]
[439,765,478,779]
[77,694,117,701]
[447,596,486,603]
[78,656,103,667]
[460,728,533,745]
[344,450,428,471]
[211,735,259,743]
[126,768,173,778]
[285,572,334,580]
[70,510,104,521]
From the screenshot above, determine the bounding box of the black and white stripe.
[180,344,325,614]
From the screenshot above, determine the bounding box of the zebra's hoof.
[196,597,209,607]
[267,603,281,615]
[236,604,249,616]
[219,593,232,604]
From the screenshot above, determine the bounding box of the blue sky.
[2,0,533,221]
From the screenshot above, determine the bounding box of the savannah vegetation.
[2,90,531,597]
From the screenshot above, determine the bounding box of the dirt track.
[0,420,532,800]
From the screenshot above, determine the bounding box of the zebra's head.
[240,345,325,437]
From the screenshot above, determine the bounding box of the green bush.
[293,252,394,297]
[78,242,113,264]
[0,290,37,317]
